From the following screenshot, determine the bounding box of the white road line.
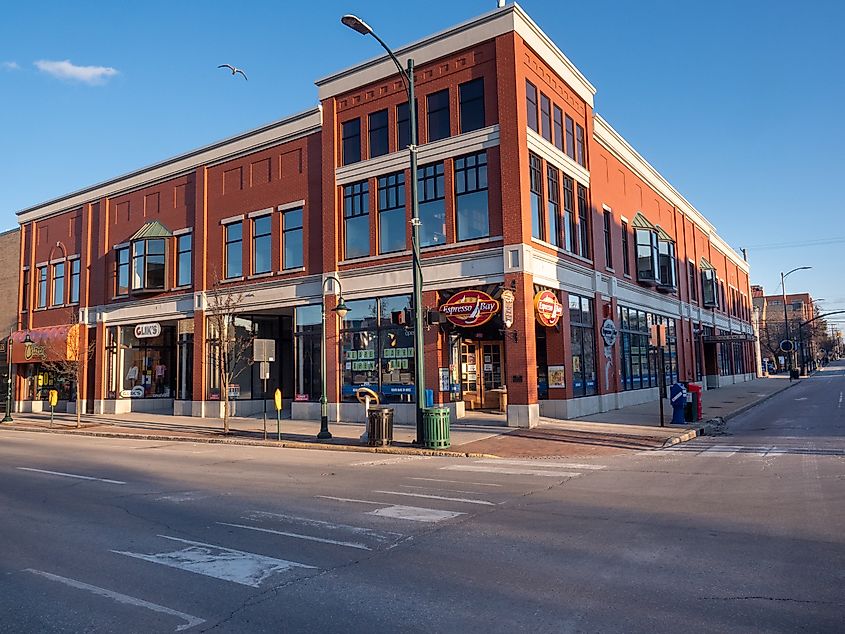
[702,446,738,458]
[25,569,204,632]
[400,485,492,495]
[16,467,126,485]
[316,496,465,523]
[350,456,431,467]
[408,477,502,487]
[244,511,402,544]
[372,490,495,506]
[839,391,843,408]
[112,535,316,588]
[217,522,372,551]
[474,459,605,470]
[441,465,581,477]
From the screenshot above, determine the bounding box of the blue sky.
[1,0,843,318]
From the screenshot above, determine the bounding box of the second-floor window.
[252,215,272,275]
[635,228,659,283]
[575,124,586,167]
[115,248,129,296]
[344,181,370,259]
[132,238,166,290]
[529,153,544,241]
[565,115,575,160]
[455,151,489,241]
[577,184,591,258]
[369,109,389,158]
[603,210,613,269]
[37,266,47,308]
[427,89,450,142]
[526,80,538,132]
[51,261,65,306]
[283,207,303,269]
[658,239,677,290]
[553,105,564,151]
[69,259,80,304]
[540,93,552,142]
[621,220,630,275]
[176,233,192,287]
[701,267,718,307]
[342,118,361,165]
[22,268,29,311]
[418,162,446,247]
[547,165,561,248]
[563,175,576,253]
[225,222,243,279]
[378,172,406,254]
[459,78,485,133]
[397,100,417,150]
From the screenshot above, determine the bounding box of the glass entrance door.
[460,341,480,410]
[461,340,504,410]
[481,342,503,409]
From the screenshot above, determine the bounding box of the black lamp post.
[342,13,427,443]
[319,275,349,440]
[3,331,31,423]
[780,266,811,377]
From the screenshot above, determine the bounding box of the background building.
[752,285,823,373]
[12,4,754,426]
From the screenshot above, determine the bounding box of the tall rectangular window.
[529,153,544,241]
[577,184,591,259]
[563,174,576,253]
[546,165,561,248]
[565,115,575,160]
[603,210,613,269]
[427,89,450,142]
[69,259,80,304]
[51,261,65,306]
[252,215,272,275]
[283,207,303,269]
[526,80,538,132]
[540,93,552,142]
[575,124,586,166]
[569,294,596,397]
[459,78,485,133]
[131,239,165,290]
[397,100,418,150]
[621,220,630,275]
[418,162,446,247]
[344,181,370,259]
[341,118,361,165]
[176,233,192,287]
[368,109,389,158]
[553,105,564,151]
[115,248,129,296]
[635,229,659,282]
[22,268,29,311]
[454,151,489,242]
[37,266,47,308]
[657,240,677,289]
[225,222,243,279]
[378,171,406,254]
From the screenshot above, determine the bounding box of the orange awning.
[11,324,79,364]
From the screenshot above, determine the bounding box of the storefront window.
[536,327,549,400]
[294,305,321,402]
[120,326,176,398]
[569,294,596,397]
[206,315,281,400]
[341,296,415,403]
[619,306,678,390]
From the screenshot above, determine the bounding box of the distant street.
[1,365,843,633]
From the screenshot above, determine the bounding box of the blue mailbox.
[669,382,687,424]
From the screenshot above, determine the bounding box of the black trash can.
[790,368,800,380]
[367,406,394,447]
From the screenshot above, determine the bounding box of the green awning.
[130,220,173,240]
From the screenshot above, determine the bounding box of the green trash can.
[422,407,451,449]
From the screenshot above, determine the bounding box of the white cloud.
[2,61,20,70]
[34,59,118,85]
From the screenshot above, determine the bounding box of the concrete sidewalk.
[1,376,797,458]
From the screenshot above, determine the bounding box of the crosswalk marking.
[408,477,503,487]
[400,485,492,495]
[665,444,791,458]
[372,490,496,506]
[317,496,465,523]
[25,569,205,632]
[112,535,316,588]
[217,522,373,551]
[350,456,431,467]
[441,465,581,477]
[474,459,605,470]
[243,511,403,546]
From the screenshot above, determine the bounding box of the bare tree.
[41,311,95,428]
[205,276,254,434]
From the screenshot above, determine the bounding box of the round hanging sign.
[534,290,563,327]
[439,290,500,328]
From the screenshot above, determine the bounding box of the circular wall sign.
[439,290,500,328]
[779,339,794,352]
[601,318,618,347]
[534,290,563,327]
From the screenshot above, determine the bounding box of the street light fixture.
[780,266,812,377]
[342,14,427,443]
[3,331,30,423]
[319,275,349,440]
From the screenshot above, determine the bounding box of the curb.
[0,424,499,459]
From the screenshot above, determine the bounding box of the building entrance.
[460,340,504,410]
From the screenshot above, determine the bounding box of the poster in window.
[439,367,450,392]
[573,356,581,374]
[548,365,566,388]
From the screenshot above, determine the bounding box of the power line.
[744,236,845,250]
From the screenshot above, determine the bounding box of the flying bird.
[217,64,248,80]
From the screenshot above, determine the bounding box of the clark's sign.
[439,290,500,328]
[534,290,563,327]
[135,323,161,339]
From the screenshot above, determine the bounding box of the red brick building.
[13,4,754,426]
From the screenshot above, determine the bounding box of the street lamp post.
[319,275,349,440]
[342,14,426,443]
[2,331,30,423]
[780,266,812,377]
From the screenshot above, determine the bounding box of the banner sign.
[439,290,500,328]
[534,290,563,327]
[501,290,515,328]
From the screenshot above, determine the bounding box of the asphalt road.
[1,364,843,633]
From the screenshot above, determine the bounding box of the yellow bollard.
[274,388,282,441]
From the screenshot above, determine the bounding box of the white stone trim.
[172,228,192,236]
[247,208,273,219]
[278,200,306,212]
[526,127,590,186]
[220,214,245,225]
[335,125,500,186]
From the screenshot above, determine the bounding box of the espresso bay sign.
[534,290,563,327]
[135,323,161,339]
[439,290,500,328]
